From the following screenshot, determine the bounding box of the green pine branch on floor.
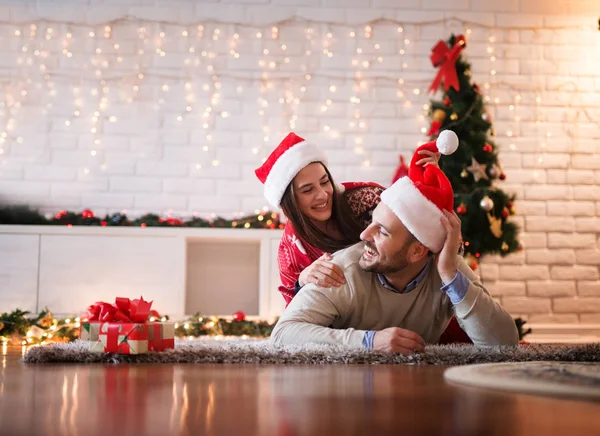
[0,307,530,344]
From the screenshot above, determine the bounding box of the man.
[270,131,519,353]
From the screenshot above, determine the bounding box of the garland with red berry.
[0,308,277,346]
[0,205,284,229]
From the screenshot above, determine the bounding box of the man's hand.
[415,149,441,167]
[372,327,425,354]
[437,209,462,284]
[298,253,346,288]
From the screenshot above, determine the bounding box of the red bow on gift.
[428,35,466,94]
[85,296,153,323]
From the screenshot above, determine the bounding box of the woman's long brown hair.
[280,164,366,253]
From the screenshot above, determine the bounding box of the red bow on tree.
[428,35,467,94]
[85,296,153,323]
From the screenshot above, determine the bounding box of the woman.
[255,132,438,302]
[255,132,471,344]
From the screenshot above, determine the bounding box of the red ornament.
[141,223,147,228]
[443,97,452,105]
[427,120,442,137]
[483,144,493,153]
[507,201,514,209]
[501,208,510,218]
[473,83,480,93]
[470,262,478,271]
[233,311,246,322]
[81,209,95,218]
[101,221,107,227]
[55,210,67,219]
[165,217,184,226]
[456,204,467,215]
[499,173,506,181]
[475,252,481,258]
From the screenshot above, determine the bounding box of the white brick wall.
[1,0,600,323]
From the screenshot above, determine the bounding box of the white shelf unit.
[0,225,286,319]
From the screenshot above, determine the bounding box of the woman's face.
[292,162,334,223]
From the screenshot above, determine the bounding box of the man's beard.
[359,240,412,274]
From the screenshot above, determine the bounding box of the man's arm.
[437,210,518,346]
[444,256,519,346]
[270,284,366,349]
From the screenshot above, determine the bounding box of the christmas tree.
[426,34,520,269]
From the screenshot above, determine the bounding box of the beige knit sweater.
[270,243,519,348]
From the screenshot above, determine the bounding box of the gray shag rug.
[22,339,600,365]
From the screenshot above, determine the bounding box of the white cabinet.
[0,226,284,319]
[38,235,186,316]
[0,234,40,312]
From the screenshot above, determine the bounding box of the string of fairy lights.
[0,16,599,217]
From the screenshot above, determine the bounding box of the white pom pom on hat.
[436,129,459,155]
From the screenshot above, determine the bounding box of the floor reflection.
[1,348,599,436]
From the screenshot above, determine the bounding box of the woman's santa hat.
[381,130,459,253]
[255,132,343,208]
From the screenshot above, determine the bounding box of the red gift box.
[81,296,175,354]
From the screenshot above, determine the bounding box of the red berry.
[501,208,510,218]
[81,209,94,218]
[233,311,246,322]
[483,144,493,152]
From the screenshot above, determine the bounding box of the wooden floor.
[1,347,599,436]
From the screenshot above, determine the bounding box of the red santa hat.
[380,130,459,253]
[255,132,339,208]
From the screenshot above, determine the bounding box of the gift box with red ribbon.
[79,296,174,354]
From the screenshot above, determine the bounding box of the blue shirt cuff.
[440,270,470,304]
[363,330,376,349]
[293,280,302,295]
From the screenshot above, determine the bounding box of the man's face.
[358,203,420,274]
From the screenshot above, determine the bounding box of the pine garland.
[0,308,277,346]
[0,205,284,229]
[0,307,530,345]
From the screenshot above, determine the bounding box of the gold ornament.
[450,113,458,121]
[487,212,503,238]
[490,128,496,136]
[466,157,489,182]
[465,69,471,77]
[433,109,446,122]
[461,169,469,178]
[502,242,509,251]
